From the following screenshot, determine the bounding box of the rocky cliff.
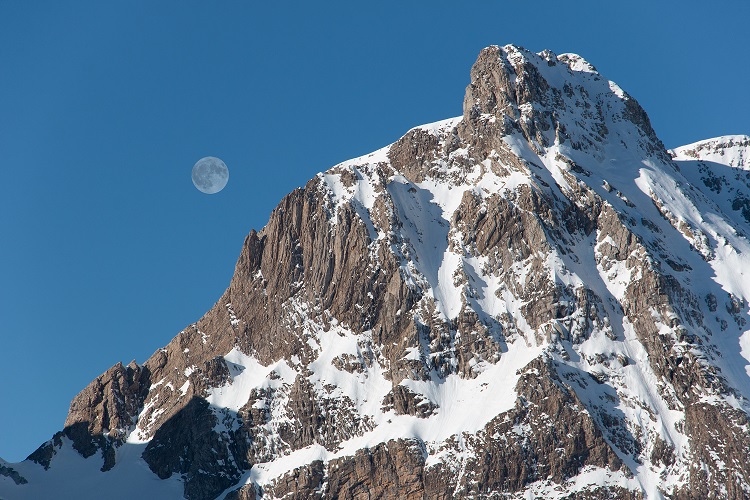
[2,45,750,500]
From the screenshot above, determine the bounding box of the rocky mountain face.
[3,45,750,500]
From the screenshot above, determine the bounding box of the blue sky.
[1,1,748,462]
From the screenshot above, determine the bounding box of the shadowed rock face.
[0,464,27,485]
[142,397,249,500]
[16,45,750,500]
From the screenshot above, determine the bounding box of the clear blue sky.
[1,1,748,462]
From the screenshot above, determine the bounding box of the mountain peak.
[671,134,750,169]
[461,44,667,162]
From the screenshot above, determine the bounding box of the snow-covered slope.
[3,45,750,500]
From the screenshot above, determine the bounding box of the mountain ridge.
[2,44,750,499]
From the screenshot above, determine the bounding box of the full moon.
[192,156,229,194]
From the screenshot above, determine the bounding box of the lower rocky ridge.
[226,357,636,500]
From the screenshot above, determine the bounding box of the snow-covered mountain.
[3,45,750,500]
